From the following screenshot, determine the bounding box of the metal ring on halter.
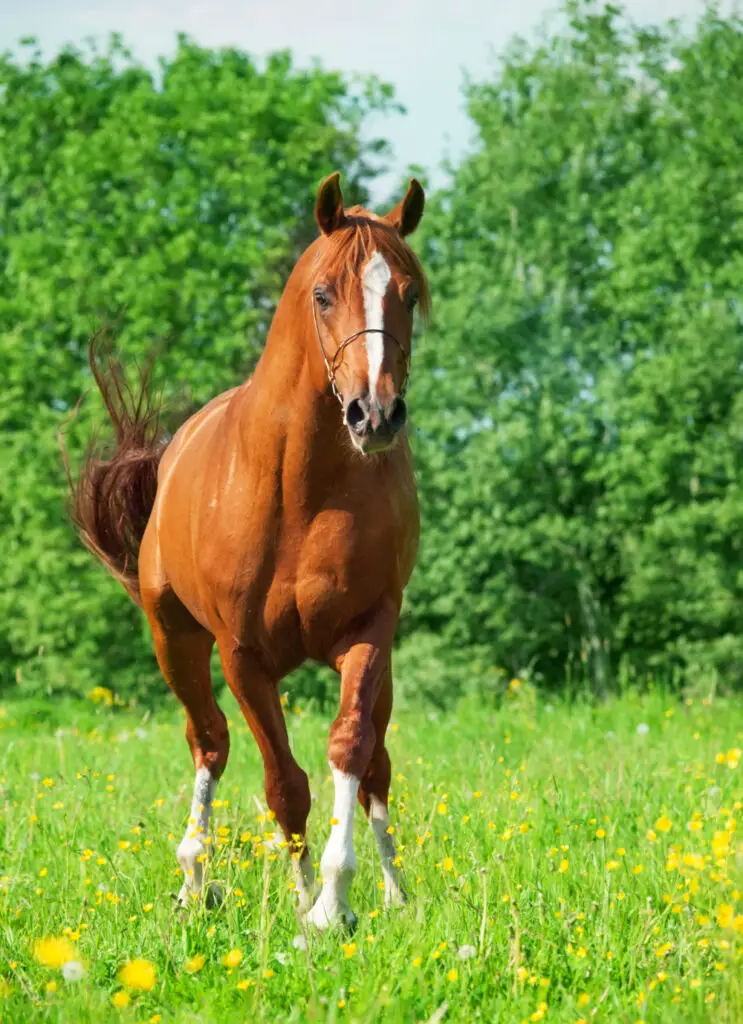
[311,296,410,407]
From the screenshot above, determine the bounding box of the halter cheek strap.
[311,296,410,406]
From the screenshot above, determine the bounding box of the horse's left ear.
[384,178,425,237]
[315,171,347,236]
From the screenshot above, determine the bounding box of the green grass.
[0,685,741,1023]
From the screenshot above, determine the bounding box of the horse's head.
[310,172,430,455]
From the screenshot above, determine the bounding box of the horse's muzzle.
[344,394,407,453]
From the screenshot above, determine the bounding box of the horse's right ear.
[315,172,347,236]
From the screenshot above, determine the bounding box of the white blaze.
[362,250,391,401]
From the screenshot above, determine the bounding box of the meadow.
[0,684,740,1023]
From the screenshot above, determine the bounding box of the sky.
[0,1,733,201]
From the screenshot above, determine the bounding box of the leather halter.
[311,296,410,406]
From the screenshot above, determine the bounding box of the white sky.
[0,1,732,201]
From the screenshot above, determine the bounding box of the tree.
[404,2,743,696]
[0,35,396,699]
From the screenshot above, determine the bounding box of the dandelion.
[61,961,85,982]
[112,991,130,1008]
[343,942,357,959]
[655,815,672,833]
[457,945,477,960]
[447,968,459,982]
[558,859,569,873]
[237,979,253,990]
[412,956,422,966]
[184,954,206,974]
[263,968,274,978]
[46,980,57,993]
[119,959,156,991]
[717,904,734,928]
[595,829,606,839]
[437,802,448,815]
[222,949,242,969]
[578,993,590,1007]
[442,857,454,872]
[34,937,77,969]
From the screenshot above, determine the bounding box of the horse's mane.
[314,208,431,323]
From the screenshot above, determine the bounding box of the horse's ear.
[384,178,425,237]
[315,171,347,236]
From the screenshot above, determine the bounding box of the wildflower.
[412,956,422,966]
[184,954,206,974]
[558,859,569,874]
[112,991,130,1008]
[222,949,242,968]
[447,968,459,982]
[606,860,620,871]
[437,803,448,815]
[263,968,274,978]
[119,959,156,991]
[34,937,77,969]
[61,961,85,982]
[596,829,606,839]
[632,864,644,874]
[237,979,253,990]
[655,816,672,833]
[655,943,672,958]
[46,980,58,993]
[442,857,454,872]
[457,945,477,960]
[717,904,734,928]
[578,993,590,1007]
[343,942,357,959]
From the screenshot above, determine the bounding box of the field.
[0,685,740,1023]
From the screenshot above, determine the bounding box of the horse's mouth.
[347,426,399,456]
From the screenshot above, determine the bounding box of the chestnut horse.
[70,172,430,929]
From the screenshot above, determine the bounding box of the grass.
[0,684,740,1023]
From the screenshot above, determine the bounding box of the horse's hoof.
[205,883,224,909]
[304,901,357,933]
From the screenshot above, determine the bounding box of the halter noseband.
[311,296,410,406]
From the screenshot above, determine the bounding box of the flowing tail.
[64,331,168,606]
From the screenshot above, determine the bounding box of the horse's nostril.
[388,397,407,432]
[345,397,368,434]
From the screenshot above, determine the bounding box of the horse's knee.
[327,710,376,778]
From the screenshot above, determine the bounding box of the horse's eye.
[314,286,331,310]
[405,285,419,312]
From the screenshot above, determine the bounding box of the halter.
[311,296,410,406]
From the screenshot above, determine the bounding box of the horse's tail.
[63,331,168,607]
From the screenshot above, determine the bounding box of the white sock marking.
[176,766,218,905]
[362,251,391,403]
[306,766,359,929]
[369,795,406,907]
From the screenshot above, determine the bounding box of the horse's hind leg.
[216,639,316,913]
[143,591,229,907]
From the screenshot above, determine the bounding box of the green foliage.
[0,36,395,699]
[4,3,743,706]
[404,2,743,697]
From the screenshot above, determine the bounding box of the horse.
[70,171,430,930]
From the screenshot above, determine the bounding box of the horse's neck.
[243,307,349,497]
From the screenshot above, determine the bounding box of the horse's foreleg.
[216,640,316,913]
[357,665,406,907]
[306,602,398,930]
